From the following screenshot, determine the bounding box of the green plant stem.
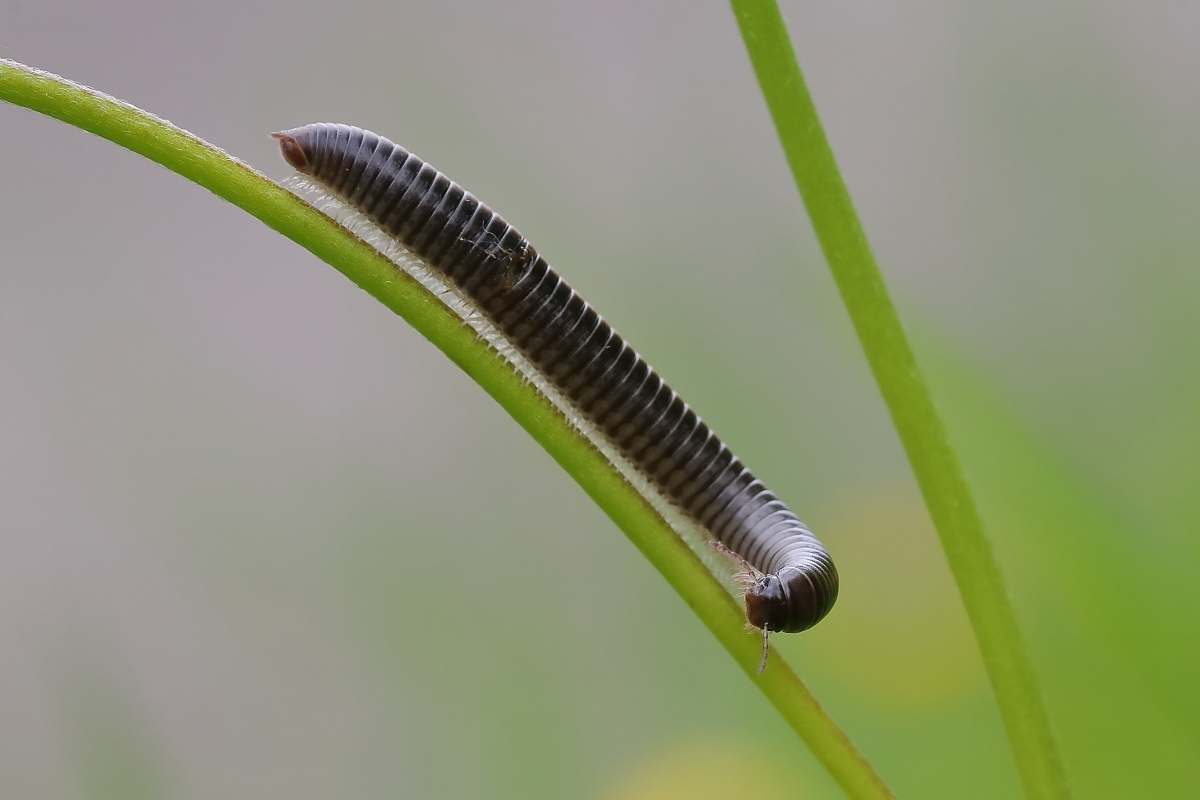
[0,59,896,800]
[728,3,1071,800]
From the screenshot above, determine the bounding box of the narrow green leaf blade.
[727,4,1072,799]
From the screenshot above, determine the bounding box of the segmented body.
[274,123,837,634]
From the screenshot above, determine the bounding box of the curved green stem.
[0,59,895,800]
[728,4,1071,800]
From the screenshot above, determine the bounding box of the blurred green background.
[1,1,1198,798]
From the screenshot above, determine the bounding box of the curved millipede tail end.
[271,129,312,173]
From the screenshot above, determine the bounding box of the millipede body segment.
[274,123,837,636]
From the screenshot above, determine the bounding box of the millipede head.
[744,562,836,634]
[743,574,791,633]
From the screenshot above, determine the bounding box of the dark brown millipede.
[273,123,837,669]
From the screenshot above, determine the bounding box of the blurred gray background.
[2,1,1199,798]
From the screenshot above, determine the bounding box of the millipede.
[273,123,838,670]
